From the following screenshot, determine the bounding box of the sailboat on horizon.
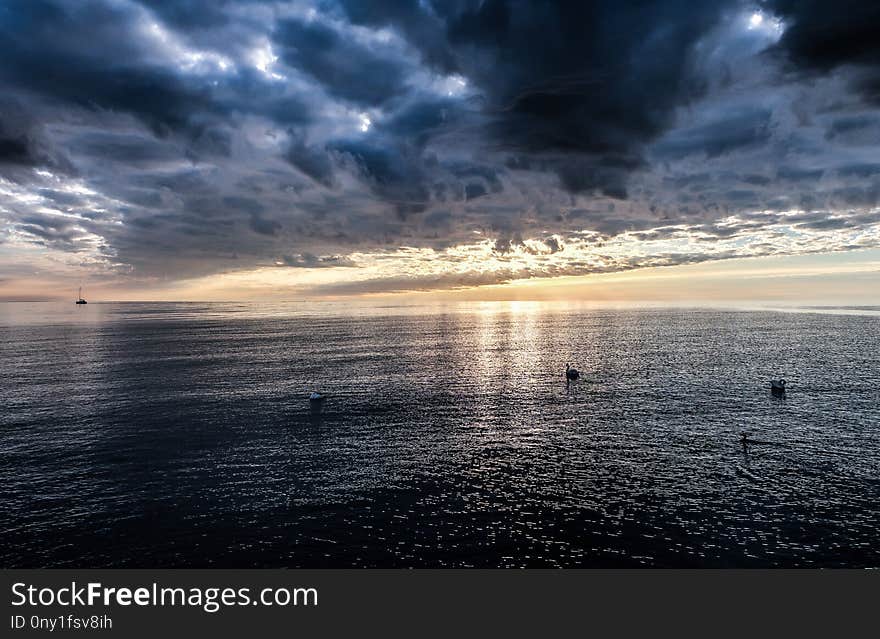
[75,286,87,305]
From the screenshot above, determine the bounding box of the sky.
[0,0,879,302]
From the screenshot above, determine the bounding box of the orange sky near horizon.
[3,248,878,306]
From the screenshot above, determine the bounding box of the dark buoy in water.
[770,379,786,396]
[309,391,325,416]
[566,363,580,381]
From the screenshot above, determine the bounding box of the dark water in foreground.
[1,302,878,567]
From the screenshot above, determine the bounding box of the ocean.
[1,301,878,567]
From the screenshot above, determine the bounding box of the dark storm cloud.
[0,97,73,176]
[652,108,773,159]
[768,1,880,111]
[338,0,458,74]
[768,1,880,72]
[825,115,880,140]
[0,136,36,166]
[274,17,410,107]
[332,0,752,199]
[139,0,242,29]
[435,1,726,194]
[0,1,310,144]
[248,214,280,235]
[837,164,880,179]
[71,131,182,166]
[1,6,204,132]
[330,139,431,216]
[776,166,824,183]
[2,0,880,293]
[380,95,468,144]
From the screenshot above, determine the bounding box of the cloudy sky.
[1,0,879,301]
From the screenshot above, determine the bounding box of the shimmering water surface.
[1,302,878,567]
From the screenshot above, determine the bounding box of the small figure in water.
[565,363,580,381]
[741,432,750,453]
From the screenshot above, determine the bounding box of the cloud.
[285,138,337,188]
[278,253,358,268]
[330,139,431,216]
[1,0,880,296]
[769,1,880,73]
[305,269,520,296]
[274,17,411,107]
[15,212,88,251]
[652,108,773,159]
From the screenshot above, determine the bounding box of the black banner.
[2,570,875,637]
